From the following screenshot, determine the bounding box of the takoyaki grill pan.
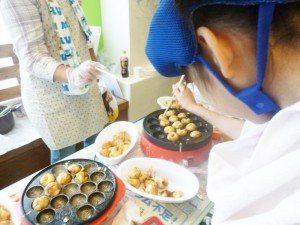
[21,159,117,225]
[143,109,213,151]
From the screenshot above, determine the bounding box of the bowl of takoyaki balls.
[94,121,139,166]
[142,109,213,151]
[157,96,182,109]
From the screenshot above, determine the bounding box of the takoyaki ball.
[45,182,62,197]
[164,126,175,134]
[129,167,141,179]
[68,163,81,174]
[190,130,202,138]
[100,148,110,157]
[0,204,11,221]
[32,196,49,211]
[168,115,178,123]
[74,170,89,184]
[158,114,167,120]
[172,190,184,198]
[145,182,158,195]
[170,101,181,109]
[155,176,168,189]
[57,171,72,185]
[181,118,191,125]
[109,146,123,157]
[172,121,183,129]
[167,132,179,142]
[128,178,141,189]
[160,119,170,127]
[186,122,197,131]
[139,169,152,183]
[165,110,175,117]
[176,128,187,136]
[40,173,55,186]
[101,141,113,149]
[177,112,186,119]
[159,189,172,197]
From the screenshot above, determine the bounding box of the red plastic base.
[140,131,212,166]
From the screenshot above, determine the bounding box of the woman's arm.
[0,0,67,82]
[173,84,244,139]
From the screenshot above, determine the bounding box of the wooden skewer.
[95,66,112,77]
[163,75,185,116]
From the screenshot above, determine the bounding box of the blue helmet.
[145,0,298,114]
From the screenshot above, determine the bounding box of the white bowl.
[116,157,199,203]
[94,121,138,166]
[157,96,172,109]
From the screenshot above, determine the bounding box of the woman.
[146,0,300,224]
[0,0,108,164]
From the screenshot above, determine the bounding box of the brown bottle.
[120,50,129,78]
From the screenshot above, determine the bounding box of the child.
[146,0,300,224]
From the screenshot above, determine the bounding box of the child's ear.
[196,26,235,79]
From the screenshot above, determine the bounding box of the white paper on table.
[99,73,124,98]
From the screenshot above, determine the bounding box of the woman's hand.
[172,84,197,112]
[66,60,101,85]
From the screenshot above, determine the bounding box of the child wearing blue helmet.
[146,0,300,224]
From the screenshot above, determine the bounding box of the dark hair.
[175,1,300,48]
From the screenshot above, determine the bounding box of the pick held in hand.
[66,60,103,86]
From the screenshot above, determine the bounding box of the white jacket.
[207,101,300,225]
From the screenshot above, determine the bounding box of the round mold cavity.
[63,183,79,196]
[76,205,95,221]
[51,195,68,209]
[81,182,96,195]
[189,115,199,121]
[51,164,66,176]
[147,118,159,125]
[199,126,210,133]
[36,208,55,224]
[70,193,87,208]
[193,120,204,127]
[149,124,163,132]
[90,171,106,183]
[88,192,105,206]
[26,186,44,198]
[84,163,98,173]
[152,131,167,140]
[98,181,114,192]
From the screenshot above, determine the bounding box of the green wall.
[82,0,103,50]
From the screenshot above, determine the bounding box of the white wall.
[100,0,158,75]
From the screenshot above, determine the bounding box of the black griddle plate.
[143,109,213,151]
[21,159,116,225]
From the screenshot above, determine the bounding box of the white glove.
[66,60,102,86]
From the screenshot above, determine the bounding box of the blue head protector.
[146,0,297,114]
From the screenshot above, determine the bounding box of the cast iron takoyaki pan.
[143,109,213,151]
[21,159,117,225]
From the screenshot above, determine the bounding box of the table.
[0,118,214,225]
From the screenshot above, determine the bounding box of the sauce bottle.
[120,50,129,78]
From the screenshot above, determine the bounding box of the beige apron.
[20,0,108,149]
